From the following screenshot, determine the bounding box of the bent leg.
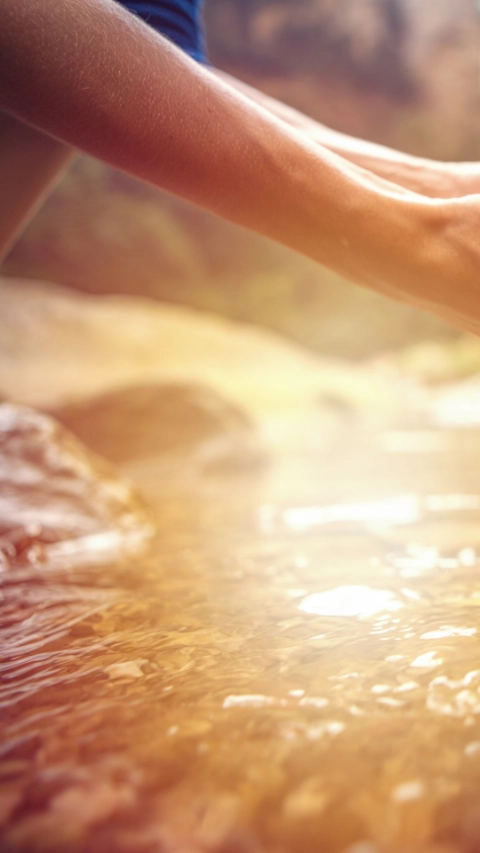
[0,112,75,263]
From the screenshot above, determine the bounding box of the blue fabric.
[118,0,207,63]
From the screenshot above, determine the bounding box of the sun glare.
[298,585,404,619]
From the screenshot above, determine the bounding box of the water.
[3,426,480,852]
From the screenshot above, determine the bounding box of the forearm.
[0,0,442,309]
[213,69,467,199]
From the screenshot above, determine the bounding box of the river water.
[2,423,480,852]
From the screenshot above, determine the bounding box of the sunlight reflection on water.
[5,431,480,852]
[283,495,421,530]
[276,493,480,533]
[298,585,404,618]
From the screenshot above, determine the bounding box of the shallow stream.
[3,425,480,852]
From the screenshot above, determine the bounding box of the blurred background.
[2,0,480,358]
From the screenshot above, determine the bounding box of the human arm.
[213,69,480,199]
[0,0,478,336]
[0,3,474,269]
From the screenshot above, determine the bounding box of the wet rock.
[0,403,152,567]
[52,382,266,472]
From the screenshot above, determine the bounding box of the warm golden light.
[298,585,404,619]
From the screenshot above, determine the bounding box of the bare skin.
[214,70,480,200]
[1,2,480,266]
[2,63,479,263]
[0,0,479,335]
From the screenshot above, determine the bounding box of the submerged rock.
[0,403,152,567]
[52,382,266,472]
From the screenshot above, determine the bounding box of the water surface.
[3,427,480,852]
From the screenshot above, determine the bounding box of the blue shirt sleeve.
[117,0,207,63]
